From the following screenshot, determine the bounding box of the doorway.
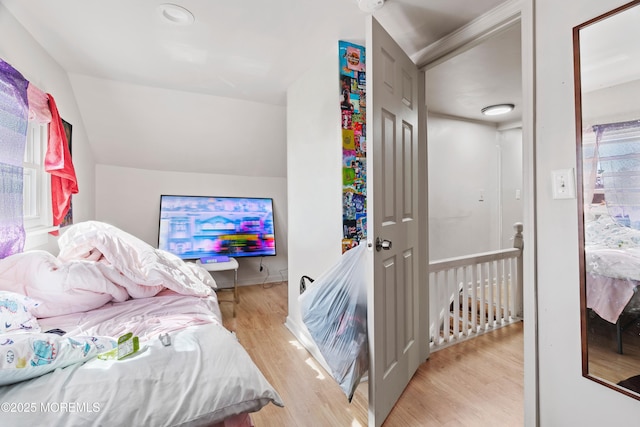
[425,22,523,260]
[419,7,536,423]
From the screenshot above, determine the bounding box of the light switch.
[552,168,576,199]
[515,189,521,200]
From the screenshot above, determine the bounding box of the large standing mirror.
[575,0,640,399]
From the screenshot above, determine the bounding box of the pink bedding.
[586,273,638,323]
[38,289,223,339]
[0,292,283,427]
[0,221,282,426]
[0,221,216,317]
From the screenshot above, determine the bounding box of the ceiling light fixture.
[358,0,386,13]
[157,4,195,25]
[481,103,515,116]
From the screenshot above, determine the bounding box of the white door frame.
[414,0,538,426]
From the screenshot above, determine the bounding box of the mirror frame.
[574,0,640,400]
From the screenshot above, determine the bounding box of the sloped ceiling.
[0,0,512,177]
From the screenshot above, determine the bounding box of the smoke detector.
[358,0,385,13]
[157,4,195,25]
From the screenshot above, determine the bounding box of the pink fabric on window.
[45,94,78,227]
[26,83,51,124]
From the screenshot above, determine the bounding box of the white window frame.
[23,120,56,248]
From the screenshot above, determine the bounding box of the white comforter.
[0,221,284,425]
[585,214,640,281]
[0,292,284,427]
[0,221,215,317]
[584,214,640,323]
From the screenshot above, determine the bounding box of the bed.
[584,212,640,322]
[584,211,640,353]
[0,221,283,426]
[582,121,640,329]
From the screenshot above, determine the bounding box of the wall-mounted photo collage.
[339,41,367,253]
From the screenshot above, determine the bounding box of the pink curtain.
[27,83,51,124]
[45,94,78,227]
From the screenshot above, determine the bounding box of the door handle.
[375,237,392,251]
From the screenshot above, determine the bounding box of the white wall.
[427,115,501,259]
[285,47,343,352]
[499,127,523,249]
[69,73,287,179]
[96,164,287,288]
[536,0,640,424]
[583,78,640,125]
[427,115,523,260]
[0,3,96,253]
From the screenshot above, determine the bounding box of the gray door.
[367,15,427,427]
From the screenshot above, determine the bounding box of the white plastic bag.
[298,243,368,402]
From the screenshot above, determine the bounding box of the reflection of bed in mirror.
[585,212,640,354]
[583,120,640,354]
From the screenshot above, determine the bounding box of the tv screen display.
[158,195,276,260]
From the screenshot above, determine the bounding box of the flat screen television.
[158,195,276,260]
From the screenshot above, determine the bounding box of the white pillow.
[0,332,116,386]
[0,291,41,334]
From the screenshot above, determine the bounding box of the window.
[23,120,55,247]
[583,120,640,229]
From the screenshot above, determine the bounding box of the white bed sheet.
[583,214,640,323]
[37,288,223,339]
[585,214,640,280]
[0,292,283,426]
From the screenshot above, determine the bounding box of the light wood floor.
[587,310,640,385]
[221,283,524,427]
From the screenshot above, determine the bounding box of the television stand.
[196,258,239,317]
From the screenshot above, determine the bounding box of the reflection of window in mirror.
[575,0,640,401]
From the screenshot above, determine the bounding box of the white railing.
[429,223,523,352]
